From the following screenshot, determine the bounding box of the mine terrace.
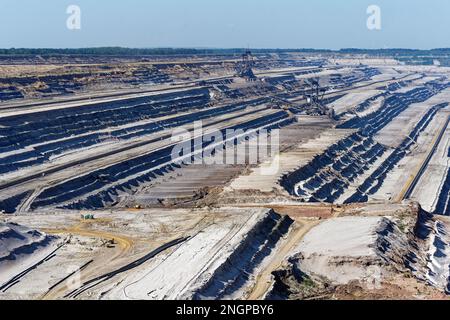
[1,49,450,300]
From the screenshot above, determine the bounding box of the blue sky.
[0,0,449,49]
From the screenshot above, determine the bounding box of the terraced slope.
[281,82,450,203]
[28,111,292,210]
[0,88,211,174]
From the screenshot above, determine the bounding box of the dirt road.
[40,221,134,299]
[246,218,320,300]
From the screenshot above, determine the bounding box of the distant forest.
[0,47,450,56]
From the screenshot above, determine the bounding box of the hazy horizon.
[1,0,449,49]
[2,46,450,51]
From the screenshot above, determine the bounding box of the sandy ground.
[411,120,450,212]
[1,58,450,301]
[375,89,450,147]
[373,108,450,202]
[225,128,353,193]
[329,90,382,116]
[0,65,62,77]
[104,209,266,300]
[1,207,292,300]
[247,215,326,300]
[0,223,59,288]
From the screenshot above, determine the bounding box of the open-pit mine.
[1,51,450,300]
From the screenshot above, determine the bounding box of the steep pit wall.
[281,83,449,204]
[25,111,293,211]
